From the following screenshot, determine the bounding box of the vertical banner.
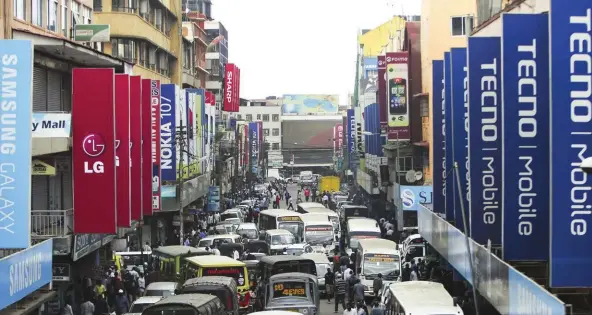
[432,60,445,216]
[450,47,469,232]
[549,1,592,286]
[235,67,241,112]
[0,40,33,248]
[141,79,153,215]
[129,76,143,221]
[386,52,410,141]
[502,13,549,262]
[249,122,258,173]
[347,109,356,168]
[468,37,502,245]
[160,84,177,181]
[243,124,249,168]
[223,63,235,112]
[115,74,131,228]
[444,52,455,221]
[378,55,388,134]
[151,80,161,211]
[72,68,116,233]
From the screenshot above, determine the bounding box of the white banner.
[32,113,71,138]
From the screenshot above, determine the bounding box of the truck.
[319,176,340,193]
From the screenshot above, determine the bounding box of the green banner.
[74,24,110,42]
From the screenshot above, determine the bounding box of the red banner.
[130,76,143,221]
[234,67,240,112]
[150,80,161,211]
[333,123,343,153]
[115,74,131,227]
[223,63,235,112]
[72,68,117,233]
[205,91,215,108]
[141,79,153,216]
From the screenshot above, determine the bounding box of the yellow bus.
[152,246,211,281]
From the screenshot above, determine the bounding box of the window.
[48,0,58,31]
[245,114,252,121]
[156,52,169,76]
[262,114,269,122]
[272,114,280,122]
[272,128,280,136]
[451,16,474,36]
[93,0,102,11]
[32,0,42,26]
[139,42,148,67]
[139,0,151,20]
[148,46,157,70]
[272,143,280,150]
[13,0,25,19]
[263,129,270,136]
[111,38,137,63]
[71,1,80,31]
[256,114,261,120]
[82,6,91,24]
[236,114,242,120]
[61,2,68,36]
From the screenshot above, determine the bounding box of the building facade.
[204,20,228,111]
[237,100,283,155]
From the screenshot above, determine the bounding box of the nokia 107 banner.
[150,80,161,211]
[141,79,153,215]
[467,37,502,245]
[129,76,143,221]
[444,52,455,221]
[549,1,592,287]
[0,40,33,248]
[160,84,177,181]
[115,74,131,228]
[385,52,410,141]
[502,13,550,262]
[72,68,117,233]
[450,48,470,233]
[224,63,235,112]
[378,55,388,134]
[431,60,445,217]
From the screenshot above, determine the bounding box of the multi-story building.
[182,0,211,19]
[181,20,209,89]
[204,20,228,111]
[237,99,283,157]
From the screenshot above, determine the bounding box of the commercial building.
[181,20,209,89]
[204,20,228,111]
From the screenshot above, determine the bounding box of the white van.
[356,239,402,297]
[346,218,381,250]
[384,281,463,315]
[301,215,335,254]
[301,253,332,294]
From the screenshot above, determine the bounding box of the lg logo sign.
[83,134,105,174]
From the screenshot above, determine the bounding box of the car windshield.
[363,254,401,280]
[145,289,174,297]
[198,238,232,247]
[202,267,247,286]
[130,303,154,313]
[301,175,313,180]
[221,212,239,221]
[278,222,304,240]
[271,234,295,245]
[304,225,333,245]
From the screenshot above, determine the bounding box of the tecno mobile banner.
[115,74,131,228]
[72,68,117,234]
[223,63,235,112]
[130,76,143,221]
[443,52,454,221]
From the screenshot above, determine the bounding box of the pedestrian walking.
[372,273,383,298]
[325,268,335,303]
[334,273,347,314]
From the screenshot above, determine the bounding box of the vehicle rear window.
[272,281,308,298]
[182,287,233,311]
[145,289,173,297]
[202,267,246,286]
[221,213,239,221]
[130,303,153,313]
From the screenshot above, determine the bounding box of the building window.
[272,143,280,150]
[263,129,270,136]
[61,2,68,37]
[256,114,261,120]
[13,0,25,19]
[71,0,80,32]
[272,114,280,122]
[82,6,91,24]
[111,38,137,63]
[245,114,252,121]
[139,0,151,20]
[451,16,474,36]
[32,0,42,26]
[236,114,242,120]
[48,0,58,31]
[272,128,280,136]
[262,114,269,122]
[148,46,156,70]
[139,41,148,67]
[93,0,102,11]
[156,52,169,77]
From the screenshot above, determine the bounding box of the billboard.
[281,95,339,115]
[450,48,469,232]
[333,124,344,154]
[549,0,592,287]
[386,52,410,141]
[400,185,433,211]
[377,55,388,132]
[502,13,550,262]
[150,80,161,211]
[160,84,177,181]
[347,109,356,167]
[361,57,378,95]
[223,63,235,112]
[0,40,33,248]
[141,79,153,215]
[72,68,117,233]
[115,74,131,228]
[444,52,454,221]
[243,123,249,168]
[31,113,70,138]
[467,37,502,245]
[282,120,342,150]
[129,76,143,221]
[432,60,445,217]
[249,122,258,173]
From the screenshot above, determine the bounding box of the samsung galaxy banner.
[0,40,33,248]
[129,76,143,221]
[141,79,153,215]
[72,68,117,233]
[432,60,445,217]
[501,13,550,262]
[444,52,455,221]
[385,52,410,141]
[549,0,592,287]
[160,84,177,181]
[467,37,502,245]
[450,48,470,233]
[377,55,388,132]
[115,74,131,228]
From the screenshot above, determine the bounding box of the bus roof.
[388,281,462,314]
[297,202,326,209]
[185,255,246,267]
[357,239,399,254]
[300,213,331,223]
[347,218,380,232]
[150,293,219,307]
[153,246,206,257]
[303,208,338,216]
[260,209,301,217]
[266,229,293,236]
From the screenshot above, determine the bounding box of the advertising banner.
[386,52,410,141]
[32,160,56,176]
[160,84,177,181]
[378,56,387,133]
[115,74,131,228]
[432,60,445,217]
[347,109,356,167]
[502,13,550,262]
[32,113,70,138]
[361,58,378,96]
[150,80,161,211]
[0,40,33,248]
[258,120,263,157]
[467,37,502,245]
[235,67,241,112]
[400,185,433,211]
[223,63,235,112]
[249,122,258,173]
[549,0,592,287]
[141,79,152,215]
[450,48,469,232]
[129,76,142,221]
[207,186,220,211]
[333,124,344,153]
[0,239,52,310]
[281,94,339,115]
[72,68,116,233]
[443,53,455,221]
[243,124,249,168]
[187,89,196,172]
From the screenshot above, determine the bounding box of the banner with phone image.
[385,52,410,141]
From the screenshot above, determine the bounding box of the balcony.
[206,80,222,90]
[182,69,201,88]
[206,52,220,60]
[31,209,74,239]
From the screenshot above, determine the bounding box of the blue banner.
[467,37,502,245]
[249,122,258,173]
[444,52,455,221]
[160,84,177,181]
[347,109,356,166]
[450,48,469,233]
[401,185,433,211]
[432,60,445,216]
[0,40,33,248]
[549,0,592,287]
[501,13,550,262]
[207,186,220,212]
[0,239,52,309]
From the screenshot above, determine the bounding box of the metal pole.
[396,131,403,231]
[178,119,185,245]
[454,161,480,315]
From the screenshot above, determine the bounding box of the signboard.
[207,186,220,212]
[150,80,161,211]
[400,185,433,211]
[467,37,502,245]
[32,113,70,137]
[72,234,103,261]
[73,24,110,42]
[223,63,235,112]
[281,95,339,115]
[501,13,550,261]
[377,55,388,132]
[431,60,445,217]
[115,74,131,228]
[277,216,302,222]
[160,84,177,181]
[52,263,70,281]
[386,52,410,141]
[142,79,153,215]
[549,0,592,287]
[443,52,455,221]
[32,160,56,176]
[129,76,143,221]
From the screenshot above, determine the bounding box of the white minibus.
[356,239,401,297]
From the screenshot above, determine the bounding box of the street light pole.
[177,118,186,245]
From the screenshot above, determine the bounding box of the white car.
[125,296,163,315]
[144,282,180,297]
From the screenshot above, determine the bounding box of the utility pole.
[176,119,186,245]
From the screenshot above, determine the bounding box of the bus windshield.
[304,225,333,245]
[271,234,295,245]
[278,222,304,239]
[363,254,401,280]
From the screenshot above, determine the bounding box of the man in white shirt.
[214,212,221,224]
[212,246,221,256]
[344,267,353,281]
[233,249,240,260]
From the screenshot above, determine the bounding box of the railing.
[31,209,73,239]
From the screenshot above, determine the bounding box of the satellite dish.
[405,170,416,183]
[415,171,423,181]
